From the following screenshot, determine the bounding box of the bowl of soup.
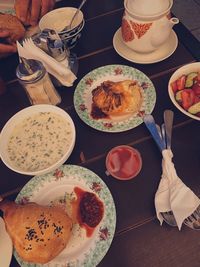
[0,105,76,176]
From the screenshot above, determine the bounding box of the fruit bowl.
[168,62,200,121]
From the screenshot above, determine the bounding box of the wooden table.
[0,0,200,266]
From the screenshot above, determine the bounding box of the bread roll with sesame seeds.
[0,13,25,43]
[0,201,72,264]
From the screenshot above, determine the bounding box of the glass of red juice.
[105,145,142,180]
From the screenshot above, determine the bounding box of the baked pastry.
[0,201,73,264]
[0,13,25,43]
[92,80,143,116]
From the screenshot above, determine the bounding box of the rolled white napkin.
[155,149,200,230]
[16,39,76,87]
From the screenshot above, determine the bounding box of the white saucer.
[113,28,178,64]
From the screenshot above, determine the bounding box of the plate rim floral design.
[74,64,156,132]
[14,164,116,267]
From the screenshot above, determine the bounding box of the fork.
[184,205,200,230]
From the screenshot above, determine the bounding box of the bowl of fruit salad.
[168,62,200,120]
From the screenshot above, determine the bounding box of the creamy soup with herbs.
[7,112,73,172]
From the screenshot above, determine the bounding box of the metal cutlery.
[162,110,200,230]
[160,110,178,226]
[156,123,166,148]
[62,0,87,31]
[184,205,200,230]
[144,111,200,230]
[143,114,166,152]
[161,123,166,144]
[144,112,178,227]
[163,110,174,149]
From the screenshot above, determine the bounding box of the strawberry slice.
[170,80,178,93]
[181,89,195,110]
[192,81,200,96]
[194,95,200,104]
[176,75,186,90]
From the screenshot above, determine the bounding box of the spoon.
[63,0,87,31]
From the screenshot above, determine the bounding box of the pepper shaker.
[16,59,61,105]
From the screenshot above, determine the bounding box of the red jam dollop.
[73,187,104,237]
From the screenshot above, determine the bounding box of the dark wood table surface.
[0,0,200,266]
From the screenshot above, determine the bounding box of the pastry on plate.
[0,201,73,264]
[0,13,25,43]
[92,80,143,116]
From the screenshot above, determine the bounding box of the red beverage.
[106,145,142,180]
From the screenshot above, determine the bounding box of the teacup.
[39,7,84,48]
[105,145,142,180]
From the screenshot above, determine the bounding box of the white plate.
[74,64,156,132]
[0,217,13,267]
[113,28,178,64]
[15,165,116,267]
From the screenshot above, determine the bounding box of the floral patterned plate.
[15,165,116,267]
[74,64,156,132]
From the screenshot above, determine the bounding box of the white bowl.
[39,7,84,48]
[168,62,200,121]
[0,105,76,176]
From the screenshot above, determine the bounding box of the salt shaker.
[16,59,61,105]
